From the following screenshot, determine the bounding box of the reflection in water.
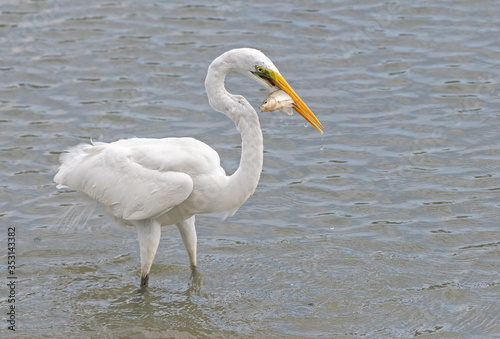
[65,270,214,337]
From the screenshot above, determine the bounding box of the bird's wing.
[54,138,220,221]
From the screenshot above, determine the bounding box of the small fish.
[259,90,294,115]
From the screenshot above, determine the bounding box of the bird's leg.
[135,219,161,288]
[176,216,197,269]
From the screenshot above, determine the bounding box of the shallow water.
[1,0,499,337]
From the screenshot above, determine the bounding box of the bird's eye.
[255,66,265,73]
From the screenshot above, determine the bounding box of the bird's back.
[54,137,223,221]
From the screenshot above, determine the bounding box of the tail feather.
[54,143,105,188]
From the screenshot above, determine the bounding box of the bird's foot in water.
[140,274,149,289]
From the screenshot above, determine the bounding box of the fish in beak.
[252,65,323,133]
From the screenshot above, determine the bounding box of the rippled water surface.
[2,0,500,337]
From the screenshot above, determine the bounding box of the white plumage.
[54,48,323,288]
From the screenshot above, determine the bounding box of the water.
[1,0,499,337]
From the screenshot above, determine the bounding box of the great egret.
[54,48,323,288]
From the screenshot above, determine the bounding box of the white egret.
[54,48,323,288]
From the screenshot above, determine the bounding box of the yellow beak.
[275,73,323,133]
[255,67,323,133]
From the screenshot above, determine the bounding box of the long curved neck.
[205,59,264,213]
[229,112,263,210]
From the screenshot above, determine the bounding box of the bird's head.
[217,48,323,133]
[234,49,322,133]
